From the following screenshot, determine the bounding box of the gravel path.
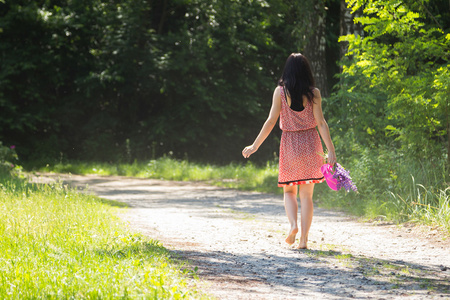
[33,174,450,299]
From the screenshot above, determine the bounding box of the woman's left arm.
[312,88,336,165]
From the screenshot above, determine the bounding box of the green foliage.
[0,142,18,175]
[37,156,281,194]
[38,156,450,231]
[1,0,342,163]
[336,0,450,160]
[322,0,450,231]
[314,145,450,232]
[0,175,206,298]
[150,0,281,161]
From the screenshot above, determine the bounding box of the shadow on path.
[173,247,450,298]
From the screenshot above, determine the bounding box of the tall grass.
[387,183,450,228]
[35,152,450,233]
[0,173,206,299]
[36,157,281,194]
[315,146,450,233]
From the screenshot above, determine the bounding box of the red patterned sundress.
[278,87,325,187]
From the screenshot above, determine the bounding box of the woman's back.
[279,87,317,132]
[285,92,308,111]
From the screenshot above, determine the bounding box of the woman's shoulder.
[274,85,283,96]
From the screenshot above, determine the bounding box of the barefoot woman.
[242,53,336,249]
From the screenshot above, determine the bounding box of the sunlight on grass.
[0,174,207,299]
[36,156,450,233]
[387,185,450,231]
[39,157,281,194]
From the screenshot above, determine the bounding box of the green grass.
[35,157,281,194]
[315,146,450,233]
[33,153,450,233]
[0,173,206,299]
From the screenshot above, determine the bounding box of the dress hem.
[278,177,325,187]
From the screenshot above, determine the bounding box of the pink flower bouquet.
[321,163,358,192]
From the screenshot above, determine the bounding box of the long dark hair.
[278,53,316,108]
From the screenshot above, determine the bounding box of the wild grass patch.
[0,174,206,299]
[36,157,281,194]
[315,146,449,233]
[34,151,450,233]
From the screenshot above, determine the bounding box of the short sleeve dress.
[278,87,325,187]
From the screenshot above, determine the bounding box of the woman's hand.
[242,145,258,158]
[327,151,336,166]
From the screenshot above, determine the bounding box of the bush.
[0,142,19,175]
[316,142,450,232]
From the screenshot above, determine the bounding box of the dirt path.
[33,173,450,299]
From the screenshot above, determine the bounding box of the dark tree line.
[0,0,448,165]
[0,0,345,163]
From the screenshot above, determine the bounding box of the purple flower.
[10,145,15,149]
[332,163,358,192]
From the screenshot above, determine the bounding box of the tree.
[302,0,329,96]
[337,0,450,164]
[0,0,343,164]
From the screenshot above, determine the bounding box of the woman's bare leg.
[297,183,315,249]
[283,185,298,245]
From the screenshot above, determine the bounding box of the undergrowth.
[318,146,449,233]
[35,157,281,194]
[33,150,450,233]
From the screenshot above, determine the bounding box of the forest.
[0,0,361,163]
[0,0,448,164]
[1,0,449,223]
[0,1,449,298]
[0,0,336,163]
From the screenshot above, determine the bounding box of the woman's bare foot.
[285,227,298,245]
[296,237,307,249]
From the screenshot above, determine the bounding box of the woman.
[242,53,336,249]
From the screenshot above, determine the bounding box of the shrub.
[0,142,19,175]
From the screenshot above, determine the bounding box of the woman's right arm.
[242,87,282,158]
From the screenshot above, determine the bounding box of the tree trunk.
[303,1,328,97]
[339,0,363,59]
[157,0,168,35]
